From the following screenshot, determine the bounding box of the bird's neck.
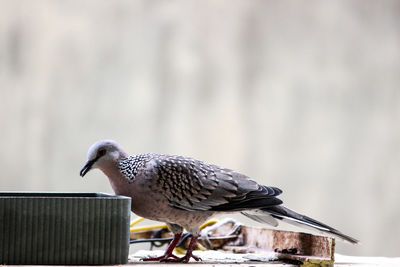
[99,160,131,196]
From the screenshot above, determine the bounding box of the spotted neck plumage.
[118,154,151,182]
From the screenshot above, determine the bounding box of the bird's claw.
[160,253,201,263]
[141,253,180,261]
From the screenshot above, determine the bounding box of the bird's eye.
[97,149,106,158]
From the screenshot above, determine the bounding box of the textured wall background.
[1,0,400,257]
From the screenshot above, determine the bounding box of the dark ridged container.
[0,192,131,265]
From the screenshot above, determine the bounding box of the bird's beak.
[80,159,96,177]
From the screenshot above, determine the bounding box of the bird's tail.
[241,205,359,244]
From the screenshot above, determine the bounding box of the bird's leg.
[142,233,182,261]
[162,235,201,263]
[180,235,201,262]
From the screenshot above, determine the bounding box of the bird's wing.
[145,155,282,211]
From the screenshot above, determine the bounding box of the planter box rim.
[0,191,130,199]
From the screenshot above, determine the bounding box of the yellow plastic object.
[173,247,187,255]
[130,217,144,227]
[174,242,207,255]
[129,218,220,253]
[199,219,218,230]
[129,217,219,234]
[130,217,169,233]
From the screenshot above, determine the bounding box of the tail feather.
[241,210,279,226]
[247,205,359,244]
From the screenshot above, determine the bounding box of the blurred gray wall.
[1,0,400,257]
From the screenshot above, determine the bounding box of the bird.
[80,140,358,263]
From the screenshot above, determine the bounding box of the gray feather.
[259,206,359,244]
[144,155,282,212]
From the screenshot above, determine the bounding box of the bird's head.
[80,140,126,177]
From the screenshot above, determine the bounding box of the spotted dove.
[80,140,358,262]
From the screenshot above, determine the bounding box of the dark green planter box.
[0,192,131,265]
